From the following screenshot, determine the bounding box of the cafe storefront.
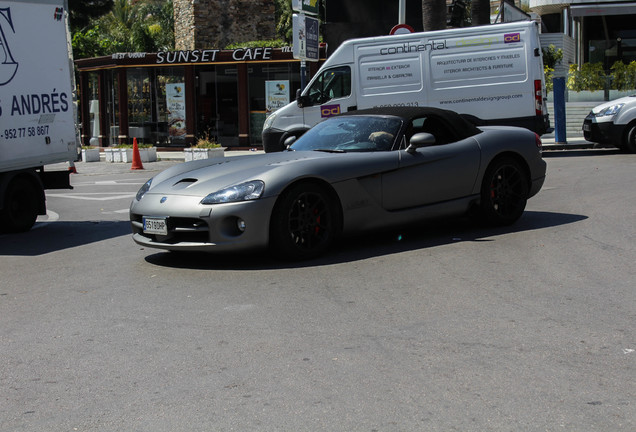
[75,47,324,148]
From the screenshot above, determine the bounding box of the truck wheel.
[625,125,636,153]
[0,177,41,233]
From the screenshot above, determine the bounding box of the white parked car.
[583,94,636,153]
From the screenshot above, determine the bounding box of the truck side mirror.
[406,133,436,154]
[296,90,309,108]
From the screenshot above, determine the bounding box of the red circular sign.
[390,24,415,35]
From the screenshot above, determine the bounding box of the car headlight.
[263,112,277,130]
[136,178,152,201]
[200,180,265,204]
[596,103,624,117]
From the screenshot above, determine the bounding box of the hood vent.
[172,178,198,190]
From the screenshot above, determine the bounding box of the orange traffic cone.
[131,137,144,170]
[68,161,77,174]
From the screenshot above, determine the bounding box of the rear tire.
[270,183,337,260]
[478,157,529,226]
[0,177,41,233]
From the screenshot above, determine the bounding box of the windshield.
[290,115,403,152]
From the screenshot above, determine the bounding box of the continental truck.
[0,0,78,232]
[263,20,550,152]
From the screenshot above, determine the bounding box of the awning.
[570,2,636,17]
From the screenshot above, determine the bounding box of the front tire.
[270,183,337,260]
[478,157,529,226]
[625,124,636,153]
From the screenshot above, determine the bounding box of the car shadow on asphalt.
[542,148,622,157]
[0,220,131,256]
[143,210,588,270]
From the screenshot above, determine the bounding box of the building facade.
[76,0,319,149]
[76,48,323,148]
[173,0,276,50]
[529,0,636,71]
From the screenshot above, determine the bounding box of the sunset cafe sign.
[157,47,275,63]
[110,47,280,64]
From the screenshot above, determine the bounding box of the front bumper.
[130,194,278,252]
[583,114,624,145]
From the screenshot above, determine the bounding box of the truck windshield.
[305,66,351,105]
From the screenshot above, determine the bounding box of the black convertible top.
[340,106,482,141]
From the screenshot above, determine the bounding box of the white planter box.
[141,147,157,162]
[106,147,157,163]
[184,147,225,161]
[81,148,100,162]
[104,148,118,162]
[120,149,133,163]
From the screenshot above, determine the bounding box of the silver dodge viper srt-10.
[130,107,546,259]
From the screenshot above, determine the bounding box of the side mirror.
[296,90,308,108]
[283,135,297,148]
[406,132,436,154]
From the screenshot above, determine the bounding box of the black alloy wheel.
[271,183,337,260]
[479,157,529,226]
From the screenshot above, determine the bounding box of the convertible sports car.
[130,107,546,259]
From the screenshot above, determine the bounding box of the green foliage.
[225,39,290,49]
[544,66,555,92]
[542,44,563,70]
[69,0,114,32]
[567,63,606,92]
[193,134,221,149]
[610,60,636,91]
[559,61,636,92]
[71,0,174,58]
[275,0,294,43]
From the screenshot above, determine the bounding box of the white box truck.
[0,0,78,232]
[263,21,550,152]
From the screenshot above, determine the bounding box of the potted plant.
[184,134,225,161]
[81,145,101,162]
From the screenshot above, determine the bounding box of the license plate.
[583,123,591,132]
[143,217,168,235]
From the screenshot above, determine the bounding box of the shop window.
[247,63,301,145]
[107,70,119,146]
[196,65,239,147]
[156,68,186,146]
[87,72,100,146]
[123,67,185,146]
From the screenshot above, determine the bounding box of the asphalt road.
[1,149,634,431]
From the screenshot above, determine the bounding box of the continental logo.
[380,33,522,56]
[380,40,448,55]
[504,33,521,43]
[321,104,340,118]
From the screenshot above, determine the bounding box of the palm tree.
[422,0,447,31]
[275,0,294,43]
[471,0,491,26]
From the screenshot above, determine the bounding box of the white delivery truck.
[263,20,550,152]
[0,0,78,232]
